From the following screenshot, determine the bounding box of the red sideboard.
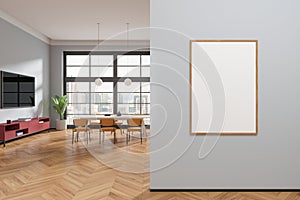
[0,117,50,147]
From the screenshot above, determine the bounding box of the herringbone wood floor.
[0,129,299,200]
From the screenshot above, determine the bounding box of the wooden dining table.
[83,115,149,139]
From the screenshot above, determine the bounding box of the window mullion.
[89,54,92,115]
[140,54,142,114]
[113,54,118,114]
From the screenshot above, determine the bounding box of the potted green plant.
[51,95,67,130]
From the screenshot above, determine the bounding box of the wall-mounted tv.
[0,71,35,108]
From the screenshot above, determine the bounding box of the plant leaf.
[51,95,68,117]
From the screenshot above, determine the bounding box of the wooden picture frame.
[190,40,258,135]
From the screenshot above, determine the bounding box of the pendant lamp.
[124,22,132,86]
[95,22,103,86]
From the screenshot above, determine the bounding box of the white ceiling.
[0,0,150,41]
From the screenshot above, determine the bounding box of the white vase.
[56,119,67,130]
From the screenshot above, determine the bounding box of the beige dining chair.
[72,119,90,144]
[126,118,143,144]
[100,118,117,144]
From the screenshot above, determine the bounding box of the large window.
[64,51,150,125]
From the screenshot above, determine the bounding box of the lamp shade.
[124,78,132,86]
[95,78,103,86]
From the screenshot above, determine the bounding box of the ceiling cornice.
[50,39,150,47]
[0,9,50,44]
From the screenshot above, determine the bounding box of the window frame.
[63,51,150,124]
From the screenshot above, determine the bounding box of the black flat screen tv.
[0,71,35,108]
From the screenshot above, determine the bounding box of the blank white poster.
[190,41,257,134]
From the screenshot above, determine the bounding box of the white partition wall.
[190,40,258,134]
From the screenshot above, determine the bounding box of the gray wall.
[150,0,300,189]
[0,18,50,123]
